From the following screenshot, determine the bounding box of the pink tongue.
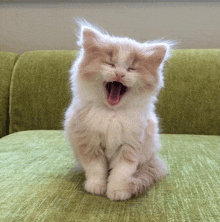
[108,83,121,105]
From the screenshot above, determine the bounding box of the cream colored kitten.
[64,21,174,201]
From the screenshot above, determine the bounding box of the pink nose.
[115,72,125,78]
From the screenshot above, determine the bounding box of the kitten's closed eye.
[127,67,136,72]
[105,62,115,67]
[105,62,136,72]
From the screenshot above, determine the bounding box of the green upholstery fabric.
[9,50,77,134]
[0,131,219,221]
[9,50,220,135]
[0,52,19,138]
[157,49,220,135]
[1,50,220,221]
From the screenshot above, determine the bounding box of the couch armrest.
[0,52,19,138]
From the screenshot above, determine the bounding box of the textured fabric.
[9,50,220,135]
[0,130,219,222]
[157,49,220,135]
[0,52,19,138]
[9,50,77,134]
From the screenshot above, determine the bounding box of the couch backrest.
[9,50,77,134]
[0,52,19,138]
[157,49,220,135]
[8,49,220,135]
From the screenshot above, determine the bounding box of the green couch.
[0,50,219,222]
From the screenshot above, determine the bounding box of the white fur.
[64,21,174,201]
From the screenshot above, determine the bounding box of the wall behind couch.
[1,1,220,54]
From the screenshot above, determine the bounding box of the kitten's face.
[75,25,171,109]
[99,44,156,107]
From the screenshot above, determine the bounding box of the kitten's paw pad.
[84,179,107,195]
[106,188,132,201]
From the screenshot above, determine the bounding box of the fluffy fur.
[64,20,174,201]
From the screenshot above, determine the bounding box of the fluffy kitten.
[64,21,173,201]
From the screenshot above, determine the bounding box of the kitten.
[64,21,174,201]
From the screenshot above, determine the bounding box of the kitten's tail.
[130,156,168,196]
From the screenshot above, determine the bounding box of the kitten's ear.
[78,26,103,50]
[144,42,173,69]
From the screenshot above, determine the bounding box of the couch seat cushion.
[0,131,219,221]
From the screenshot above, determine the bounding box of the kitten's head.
[71,21,174,109]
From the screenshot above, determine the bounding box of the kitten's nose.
[115,72,125,82]
[115,72,125,79]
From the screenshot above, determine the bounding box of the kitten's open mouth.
[105,81,128,106]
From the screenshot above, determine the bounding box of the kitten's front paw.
[106,181,132,201]
[107,188,132,201]
[84,179,107,195]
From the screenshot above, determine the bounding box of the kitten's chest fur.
[82,105,146,160]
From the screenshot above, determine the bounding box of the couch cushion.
[0,131,219,221]
[157,49,220,135]
[0,52,19,138]
[9,50,220,135]
[9,50,77,134]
